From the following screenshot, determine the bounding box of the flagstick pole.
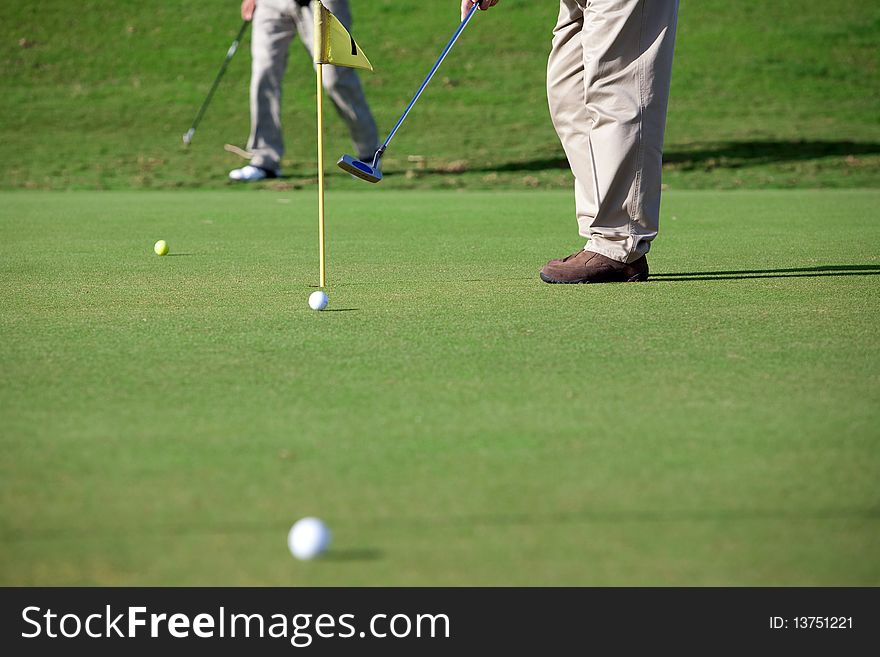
[317,62,326,289]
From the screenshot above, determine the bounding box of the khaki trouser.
[548,0,679,263]
[248,0,379,172]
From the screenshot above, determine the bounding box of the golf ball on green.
[154,240,169,256]
[309,291,329,311]
[288,517,331,560]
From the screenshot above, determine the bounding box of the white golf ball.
[287,517,331,560]
[308,291,329,311]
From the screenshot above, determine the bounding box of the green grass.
[1,189,878,585]
[1,0,878,191]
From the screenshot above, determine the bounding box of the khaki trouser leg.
[248,1,294,172]
[291,0,379,161]
[547,0,679,263]
[247,0,379,171]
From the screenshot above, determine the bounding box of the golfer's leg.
[294,0,380,161]
[547,1,598,237]
[248,0,295,172]
[581,0,679,263]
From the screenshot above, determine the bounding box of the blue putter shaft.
[337,3,482,182]
[381,2,480,153]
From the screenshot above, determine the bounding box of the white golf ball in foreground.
[154,240,169,256]
[309,290,329,311]
[288,517,331,560]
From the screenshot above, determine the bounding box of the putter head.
[337,154,382,184]
[182,128,195,146]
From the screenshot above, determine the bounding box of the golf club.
[337,2,482,183]
[182,20,250,146]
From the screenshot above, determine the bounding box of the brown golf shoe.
[539,250,649,284]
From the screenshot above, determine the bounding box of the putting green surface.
[1,189,878,585]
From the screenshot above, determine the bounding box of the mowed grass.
[1,189,879,585]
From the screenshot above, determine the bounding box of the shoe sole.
[539,272,648,284]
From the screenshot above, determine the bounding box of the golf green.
[1,189,878,585]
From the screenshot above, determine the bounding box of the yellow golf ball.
[154,240,169,256]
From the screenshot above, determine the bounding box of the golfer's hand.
[461,0,499,21]
[241,0,256,21]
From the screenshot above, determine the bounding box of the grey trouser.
[248,0,379,172]
[548,0,679,263]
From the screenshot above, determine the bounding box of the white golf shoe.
[228,165,280,182]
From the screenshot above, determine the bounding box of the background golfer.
[231,0,380,181]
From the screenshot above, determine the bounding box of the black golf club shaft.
[183,20,250,146]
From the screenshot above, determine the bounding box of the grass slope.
[1,0,878,190]
[1,189,878,585]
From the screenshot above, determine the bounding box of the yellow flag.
[313,1,373,71]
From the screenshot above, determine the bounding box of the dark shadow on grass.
[662,140,880,171]
[261,140,877,179]
[305,268,879,286]
[323,308,358,312]
[652,264,880,282]
[406,140,880,176]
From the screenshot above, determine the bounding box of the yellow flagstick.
[313,0,373,290]
[316,62,326,289]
